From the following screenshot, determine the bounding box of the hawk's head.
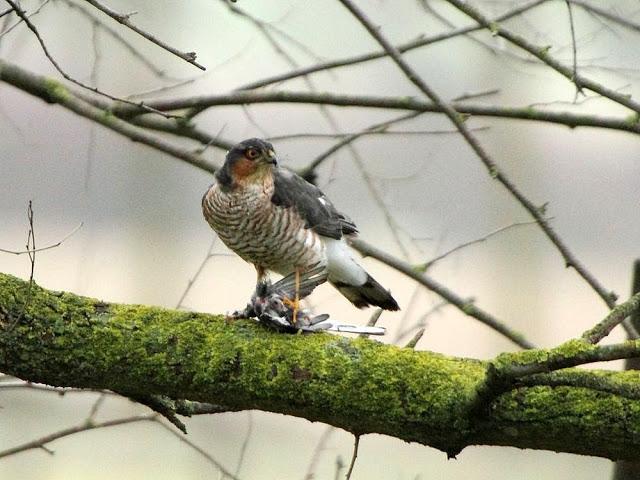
[218,138,278,188]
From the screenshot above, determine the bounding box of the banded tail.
[330,274,400,311]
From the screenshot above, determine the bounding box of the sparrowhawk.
[202,138,399,312]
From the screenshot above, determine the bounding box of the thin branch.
[581,292,640,344]
[303,426,335,480]
[564,0,584,98]
[444,0,640,114]
[2,0,178,118]
[404,328,426,349]
[87,393,107,421]
[0,222,83,255]
[394,300,449,346]
[237,0,549,91]
[0,0,51,38]
[81,0,205,70]
[569,0,640,35]
[176,239,218,309]
[344,435,360,480]
[0,414,157,459]
[267,127,489,141]
[452,88,501,102]
[234,411,253,478]
[60,0,180,80]
[303,112,424,258]
[25,200,36,288]
[351,238,535,349]
[300,111,423,178]
[417,220,542,271]
[154,421,242,480]
[221,0,324,64]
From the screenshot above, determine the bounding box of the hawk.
[202,138,399,311]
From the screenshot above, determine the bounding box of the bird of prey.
[202,138,399,312]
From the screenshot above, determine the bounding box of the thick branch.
[1,273,640,460]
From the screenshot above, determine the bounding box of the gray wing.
[271,168,357,240]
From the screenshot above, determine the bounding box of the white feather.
[324,238,367,286]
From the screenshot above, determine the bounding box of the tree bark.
[0,273,639,460]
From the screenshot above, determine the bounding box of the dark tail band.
[331,274,399,311]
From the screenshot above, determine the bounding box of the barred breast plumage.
[202,138,399,311]
[202,176,325,275]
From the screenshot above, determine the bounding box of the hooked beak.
[266,149,278,166]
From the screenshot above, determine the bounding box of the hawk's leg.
[255,265,268,286]
[282,267,302,325]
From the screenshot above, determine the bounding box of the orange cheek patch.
[232,158,258,179]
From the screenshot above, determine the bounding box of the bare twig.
[2,0,179,119]
[87,393,107,421]
[344,435,360,480]
[176,239,218,309]
[0,414,157,459]
[569,0,640,35]
[267,127,489,141]
[404,328,426,349]
[60,0,180,80]
[452,89,500,102]
[303,426,335,480]
[417,220,542,271]
[82,0,205,70]
[564,0,583,99]
[25,201,36,287]
[0,222,83,255]
[444,0,640,114]
[300,111,423,178]
[235,411,253,478]
[0,0,51,38]
[154,421,242,480]
[221,0,324,64]
[238,0,548,90]
[581,292,640,344]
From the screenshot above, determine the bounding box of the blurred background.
[1,0,639,478]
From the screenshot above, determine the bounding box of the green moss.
[493,339,595,373]
[539,45,552,57]
[625,113,640,126]
[43,78,71,103]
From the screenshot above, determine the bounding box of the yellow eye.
[246,148,259,160]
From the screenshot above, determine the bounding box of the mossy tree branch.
[1,273,640,460]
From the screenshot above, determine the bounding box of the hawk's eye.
[246,148,260,160]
